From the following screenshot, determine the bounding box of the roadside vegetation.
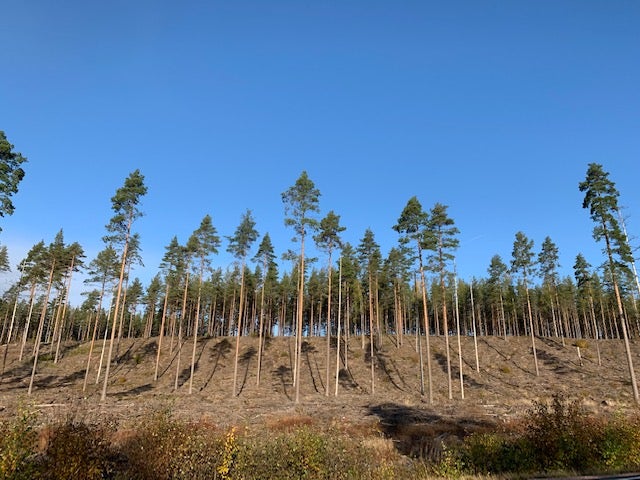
[2,395,640,479]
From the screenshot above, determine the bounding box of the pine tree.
[538,236,563,341]
[0,131,27,228]
[574,253,602,365]
[227,210,259,396]
[154,236,188,381]
[393,196,433,402]
[314,210,345,396]
[100,170,147,402]
[187,214,220,393]
[282,171,320,403]
[357,228,381,394]
[28,230,69,394]
[579,163,638,403]
[510,231,539,376]
[253,233,277,385]
[424,203,459,399]
[487,255,508,339]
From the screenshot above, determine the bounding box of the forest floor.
[1,334,639,447]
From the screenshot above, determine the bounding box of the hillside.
[1,334,639,443]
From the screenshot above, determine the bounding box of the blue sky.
[1,1,639,304]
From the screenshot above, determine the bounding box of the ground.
[0,334,638,443]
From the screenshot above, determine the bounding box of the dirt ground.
[1,334,638,435]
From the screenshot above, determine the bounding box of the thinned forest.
[2,136,640,476]
[0,158,639,406]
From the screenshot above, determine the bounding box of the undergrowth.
[1,395,639,479]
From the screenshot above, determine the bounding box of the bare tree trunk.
[368,270,375,395]
[233,263,246,397]
[1,291,22,381]
[334,258,342,396]
[588,294,602,366]
[174,271,190,391]
[19,283,38,361]
[189,264,205,394]
[100,214,132,402]
[96,298,115,384]
[325,251,333,396]
[83,282,108,392]
[524,280,540,376]
[454,276,464,399]
[28,263,55,395]
[294,239,305,404]
[256,274,266,386]
[470,282,480,372]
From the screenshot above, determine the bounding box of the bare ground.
[1,334,638,440]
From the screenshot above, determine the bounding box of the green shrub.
[234,427,386,480]
[457,394,640,476]
[598,414,640,471]
[0,408,38,480]
[461,431,534,474]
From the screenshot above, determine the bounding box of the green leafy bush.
[458,394,640,476]
[0,408,38,480]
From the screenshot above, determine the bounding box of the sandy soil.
[1,334,638,436]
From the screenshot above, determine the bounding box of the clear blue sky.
[1,1,639,304]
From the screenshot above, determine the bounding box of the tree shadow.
[480,337,536,376]
[337,367,358,390]
[174,338,210,389]
[302,341,322,393]
[273,364,292,400]
[114,383,154,398]
[237,346,257,395]
[113,340,158,377]
[374,352,406,391]
[56,368,87,387]
[434,352,486,391]
[537,348,577,375]
[201,338,232,391]
[368,403,495,460]
[0,360,35,388]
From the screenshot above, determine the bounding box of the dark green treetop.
[510,231,535,281]
[0,131,27,226]
[281,171,320,242]
[227,210,259,261]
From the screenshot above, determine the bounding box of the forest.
[1,130,639,406]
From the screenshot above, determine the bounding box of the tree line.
[0,131,639,402]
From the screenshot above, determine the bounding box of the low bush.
[37,420,116,480]
[115,409,224,480]
[0,408,38,480]
[3,399,640,479]
[457,394,640,476]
